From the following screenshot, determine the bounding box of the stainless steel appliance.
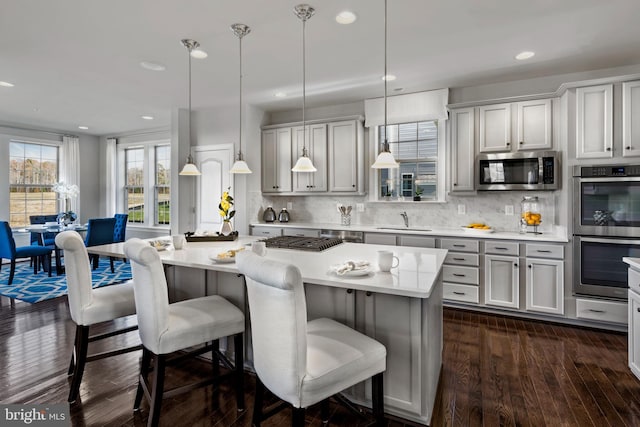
[476,151,559,191]
[261,236,343,251]
[319,229,364,243]
[573,164,640,299]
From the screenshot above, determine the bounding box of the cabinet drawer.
[526,243,564,259]
[282,228,320,238]
[443,265,479,285]
[485,241,519,256]
[440,238,479,253]
[364,233,396,246]
[443,283,479,304]
[630,268,640,295]
[398,235,435,248]
[445,252,479,267]
[251,226,282,238]
[576,298,627,324]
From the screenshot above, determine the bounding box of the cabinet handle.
[453,244,465,248]
[453,273,466,277]
[366,291,372,297]
[637,307,639,313]
[453,183,458,186]
[514,263,518,268]
[452,257,466,261]
[536,249,552,253]
[494,247,509,250]
[528,264,532,269]
[352,184,356,187]
[506,142,511,146]
[588,309,605,313]
[347,289,353,294]
[519,141,524,145]
[606,147,611,151]
[627,146,632,150]
[272,186,276,189]
[453,291,466,295]
[262,231,270,234]
[295,234,304,236]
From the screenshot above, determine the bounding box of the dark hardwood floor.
[1,295,640,426]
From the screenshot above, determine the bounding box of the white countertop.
[624,257,640,270]
[250,222,569,243]
[88,236,447,299]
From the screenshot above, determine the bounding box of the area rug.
[0,258,132,304]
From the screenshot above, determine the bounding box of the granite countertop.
[250,221,569,243]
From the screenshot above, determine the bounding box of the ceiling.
[1,0,640,136]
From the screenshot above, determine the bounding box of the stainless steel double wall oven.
[573,164,640,299]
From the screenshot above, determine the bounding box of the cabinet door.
[450,108,475,191]
[517,99,552,151]
[305,284,355,327]
[484,254,519,308]
[623,81,640,158]
[629,289,640,380]
[292,124,327,192]
[276,128,293,192]
[328,120,358,192]
[576,84,613,159]
[525,258,564,315]
[262,128,292,193]
[479,103,512,152]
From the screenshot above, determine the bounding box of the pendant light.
[179,39,202,176]
[230,24,252,174]
[371,0,399,169]
[292,4,317,173]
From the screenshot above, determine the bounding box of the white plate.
[209,253,236,263]
[149,240,171,251]
[461,226,494,234]
[330,265,373,277]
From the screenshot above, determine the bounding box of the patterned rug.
[0,258,132,303]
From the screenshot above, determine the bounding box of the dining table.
[15,223,88,274]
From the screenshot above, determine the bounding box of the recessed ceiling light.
[191,49,208,59]
[515,51,535,60]
[336,11,357,24]
[78,126,89,130]
[0,81,15,87]
[140,61,166,71]
[382,74,396,81]
[274,92,287,98]
[141,115,154,120]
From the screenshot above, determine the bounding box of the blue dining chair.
[84,218,116,273]
[0,221,52,307]
[111,214,128,266]
[30,214,62,273]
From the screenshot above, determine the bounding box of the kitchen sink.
[376,227,431,232]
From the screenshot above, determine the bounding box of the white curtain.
[60,135,80,217]
[364,88,449,127]
[105,138,117,216]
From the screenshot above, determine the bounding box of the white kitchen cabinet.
[305,284,355,327]
[282,228,320,238]
[328,120,359,192]
[397,235,435,248]
[623,80,640,158]
[364,233,396,246]
[441,237,480,305]
[516,99,552,151]
[629,289,640,380]
[576,84,613,159]
[576,298,626,324]
[485,254,520,309]
[292,124,327,192]
[525,258,564,315]
[250,225,282,238]
[479,103,512,152]
[261,128,292,193]
[449,107,475,192]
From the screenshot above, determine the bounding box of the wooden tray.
[184,231,238,242]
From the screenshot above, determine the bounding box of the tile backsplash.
[249,191,560,234]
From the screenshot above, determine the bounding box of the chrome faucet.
[400,211,409,228]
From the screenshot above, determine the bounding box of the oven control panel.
[579,165,640,177]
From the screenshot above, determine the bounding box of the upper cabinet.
[479,100,552,153]
[450,107,475,192]
[623,81,640,158]
[261,117,364,196]
[576,84,613,159]
[262,127,292,193]
[292,124,327,192]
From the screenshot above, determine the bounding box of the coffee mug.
[252,241,267,257]
[377,250,399,272]
[172,235,186,250]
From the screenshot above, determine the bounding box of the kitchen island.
[88,236,447,425]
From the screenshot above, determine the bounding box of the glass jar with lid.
[520,196,542,234]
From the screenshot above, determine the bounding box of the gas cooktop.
[261,236,343,252]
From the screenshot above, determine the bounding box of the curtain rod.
[0,123,77,138]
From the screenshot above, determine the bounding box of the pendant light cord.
[188,46,192,151]
[383,0,388,152]
[302,16,307,155]
[239,33,243,160]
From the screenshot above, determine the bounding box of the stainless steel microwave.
[476,151,560,191]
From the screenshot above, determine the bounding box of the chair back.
[29,214,58,245]
[85,218,116,247]
[113,214,128,243]
[236,251,308,405]
[0,221,16,260]
[55,231,94,325]
[123,238,170,354]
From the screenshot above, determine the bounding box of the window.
[118,140,171,227]
[377,121,441,201]
[9,141,59,228]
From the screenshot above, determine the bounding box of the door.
[479,103,512,152]
[629,289,640,380]
[194,145,233,231]
[517,99,552,151]
[261,128,292,193]
[623,81,640,158]
[292,124,327,192]
[328,120,358,192]
[485,254,519,308]
[525,258,564,315]
[576,84,613,159]
[450,107,475,191]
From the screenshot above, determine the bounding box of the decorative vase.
[220,220,233,236]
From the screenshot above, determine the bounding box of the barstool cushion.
[80,280,136,325]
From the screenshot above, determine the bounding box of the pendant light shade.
[292,4,317,173]
[371,0,399,170]
[179,39,202,176]
[230,23,252,174]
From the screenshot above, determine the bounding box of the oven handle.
[576,236,640,245]
[576,177,640,182]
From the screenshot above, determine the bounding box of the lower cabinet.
[525,258,564,315]
[629,289,640,380]
[484,254,520,309]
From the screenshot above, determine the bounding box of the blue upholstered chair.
[111,213,128,265]
[84,218,116,273]
[29,214,62,273]
[0,221,52,307]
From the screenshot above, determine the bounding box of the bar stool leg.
[372,372,385,426]
[292,407,305,427]
[252,376,265,427]
[134,348,152,411]
[148,354,166,427]
[234,333,244,411]
[68,325,89,403]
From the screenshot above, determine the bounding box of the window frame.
[117,139,171,229]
